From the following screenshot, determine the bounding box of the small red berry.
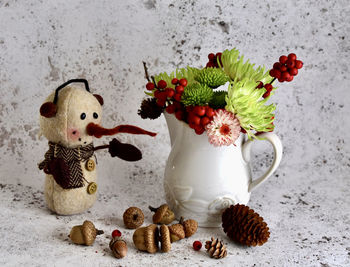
[179,79,188,87]
[273,62,282,70]
[295,60,303,69]
[195,126,205,135]
[174,93,182,102]
[256,81,264,88]
[189,121,197,129]
[205,107,215,118]
[278,77,285,83]
[280,65,287,72]
[281,71,291,80]
[270,69,281,79]
[146,82,155,91]
[264,84,273,91]
[193,241,202,251]
[166,105,176,114]
[165,88,175,98]
[193,106,206,117]
[158,92,168,101]
[263,91,271,98]
[171,78,179,85]
[175,85,184,94]
[279,55,288,64]
[216,52,222,58]
[288,53,297,61]
[200,116,211,126]
[286,59,295,68]
[190,115,201,125]
[112,229,121,238]
[286,75,294,82]
[157,80,167,89]
[206,62,215,68]
[208,53,215,61]
[154,90,161,99]
[289,68,298,76]
[173,102,182,110]
[156,99,165,107]
[175,110,184,120]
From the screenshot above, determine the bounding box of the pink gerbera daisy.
[205,109,241,146]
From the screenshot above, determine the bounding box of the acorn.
[123,207,144,229]
[179,217,198,238]
[159,224,171,252]
[167,223,185,243]
[149,204,175,225]
[132,224,159,253]
[69,220,104,246]
[109,236,128,259]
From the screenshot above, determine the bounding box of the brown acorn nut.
[132,224,159,253]
[109,236,128,259]
[69,220,104,246]
[149,204,175,225]
[167,223,185,243]
[123,207,144,229]
[179,217,198,238]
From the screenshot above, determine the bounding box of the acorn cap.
[123,207,144,229]
[144,224,159,253]
[159,224,171,252]
[82,220,99,246]
[132,224,159,253]
[152,204,168,224]
[183,219,198,238]
[168,223,185,242]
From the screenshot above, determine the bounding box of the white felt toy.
[38,79,156,215]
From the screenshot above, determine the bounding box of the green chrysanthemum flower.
[195,68,229,88]
[220,48,272,84]
[154,67,198,88]
[209,90,228,109]
[225,79,275,139]
[181,83,214,106]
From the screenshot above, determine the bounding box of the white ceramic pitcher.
[163,113,283,227]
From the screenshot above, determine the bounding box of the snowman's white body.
[40,86,102,215]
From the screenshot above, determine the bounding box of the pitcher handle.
[242,132,283,192]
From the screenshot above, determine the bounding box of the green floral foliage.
[181,83,214,106]
[225,80,275,139]
[195,68,229,88]
[154,67,198,88]
[220,48,272,84]
[209,90,228,109]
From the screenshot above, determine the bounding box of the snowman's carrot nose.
[86,123,157,138]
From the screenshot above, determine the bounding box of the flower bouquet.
[138,48,303,146]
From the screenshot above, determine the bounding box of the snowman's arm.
[93,138,142,162]
[38,147,54,170]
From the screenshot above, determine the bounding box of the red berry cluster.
[269,53,303,83]
[145,78,188,108]
[206,52,222,68]
[186,105,215,135]
[256,82,274,98]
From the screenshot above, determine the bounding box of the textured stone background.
[0,0,349,266]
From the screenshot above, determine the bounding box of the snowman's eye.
[93,112,98,119]
[80,113,86,120]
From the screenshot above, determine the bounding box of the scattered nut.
[132,224,159,253]
[149,204,175,225]
[123,207,144,229]
[69,220,104,246]
[159,224,171,252]
[109,236,128,259]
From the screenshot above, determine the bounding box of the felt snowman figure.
[38,79,156,215]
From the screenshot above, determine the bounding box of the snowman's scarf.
[38,142,94,189]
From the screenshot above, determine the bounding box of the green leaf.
[209,90,228,109]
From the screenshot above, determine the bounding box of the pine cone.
[205,237,227,259]
[222,204,270,246]
[138,98,163,119]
